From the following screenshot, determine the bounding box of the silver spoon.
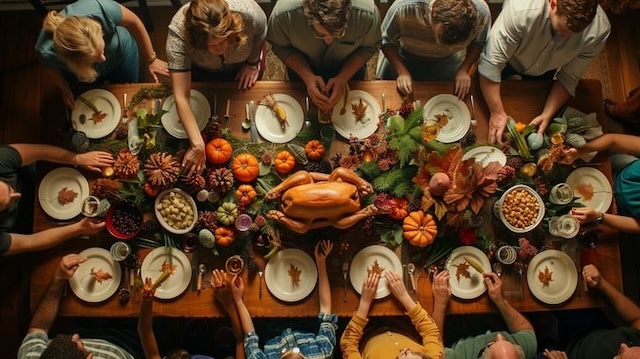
[197,263,208,294]
[492,262,503,277]
[407,263,417,293]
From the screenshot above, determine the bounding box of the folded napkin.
[560,106,602,162]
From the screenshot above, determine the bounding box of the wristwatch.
[594,212,605,224]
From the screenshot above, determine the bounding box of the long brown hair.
[184,0,247,51]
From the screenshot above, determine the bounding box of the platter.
[38,167,89,220]
[349,245,403,299]
[527,250,577,304]
[445,246,491,300]
[423,94,471,143]
[566,167,612,213]
[264,248,317,302]
[462,146,507,167]
[161,90,211,139]
[69,247,121,302]
[255,94,304,143]
[141,247,191,300]
[71,89,121,139]
[331,90,380,139]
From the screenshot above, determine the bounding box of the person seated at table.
[231,240,337,358]
[36,0,169,110]
[1,143,112,256]
[376,0,491,99]
[432,269,537,358]
[138,268,245,359]
[18,253,141,358]
[540,264,640,359]
[559,133,640,230]
[166,0,267,176]
[478,0,610,144]
[266,0,381,113]
[340,271,444,358]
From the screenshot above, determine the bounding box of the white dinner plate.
[265,248,317,302]
[256,94,304,143]
[566,167,612,213]
[462,146,507,167]
[445,246,491,300]
[423,94,471,143]
[141,247,191,300]
[331,90,381,139]
[69,247,121,302]
[71,89,121,139]
[350,245,403,299]
[161,90,211,139]
[38,167,89,220]
[527,249,577,304]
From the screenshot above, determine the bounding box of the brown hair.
[40,334,88,359]
[431,0,478,46]
[302,0,351,37]
[185,0,247,51]
[42,11,103,82]
[556,0,598,32]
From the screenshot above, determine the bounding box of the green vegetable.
[565,133,587,148]
[527,132,544,150]
[506,117,531,159]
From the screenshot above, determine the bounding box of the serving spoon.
[197,263,208,295]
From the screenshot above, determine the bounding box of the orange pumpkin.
[231,153,259,182]
[304,140,325,161]
[214,226,235,246]
[206,138,233,165]
[402,210,438,247]
[389,197,409,220]
[274,150,296,174]
[235,184,257,205]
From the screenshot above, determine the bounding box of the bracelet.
[594,212,604,225]
[73,154,79,167]
[148,52,158,65]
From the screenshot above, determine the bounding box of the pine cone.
[202,119,222,142]
[144,152,180,189]
[497,165,516,186]
[114,124,128,140]
[177,174,206,195]
[505,156,525,172]
[399,102,415,118]
[113,149,140,179]
[241,252,259,273]
[206,167,234,194]
[196,210,218,231]
[304,160,332,174]
[91,178,122,201]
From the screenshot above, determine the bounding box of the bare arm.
[570,208,640,233]
[171,71,206,176]
[381,45,412,95]
[431,270,451,338]
[213,269,245,359]
[583,264,640,330]
[315,240,333,314]
[231,276,255,335]
[138,299,162,359]
[530,81,571,135]
[480,75,508,144]
[485,273,533,332]
[10,144,113,171]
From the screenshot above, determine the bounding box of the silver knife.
[249,100,258,142]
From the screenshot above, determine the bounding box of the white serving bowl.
[154,188,198,235]
[495,184,545,233]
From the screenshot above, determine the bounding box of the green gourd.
[527,133,544,150]
[198,228,216,248]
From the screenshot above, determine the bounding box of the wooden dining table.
[30,79,622,318]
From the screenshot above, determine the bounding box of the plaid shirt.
[244,313,338,359]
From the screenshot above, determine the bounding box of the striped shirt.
[18,332,135,359]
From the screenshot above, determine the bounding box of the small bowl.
[105,201,143,240]
[497,184,545,233]
[154,188,198,234]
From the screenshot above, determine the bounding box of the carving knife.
[249,100,258,142]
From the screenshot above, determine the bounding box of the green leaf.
[358,161,381,179]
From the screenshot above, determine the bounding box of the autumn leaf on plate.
[367,259,386,275]
[434,113,449,128]
[454,261,471,282]
[288,263,301,287]
[90,267,113,284]
[57,187,79,205]
[160,261,178,275]
[91,111,107,124]
[538,265,554,287]
[575,183,594,201]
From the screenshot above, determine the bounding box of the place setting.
[71,89,121,139]
[161,89,211,139]
[255,93,304,143]
[331,89,381,140]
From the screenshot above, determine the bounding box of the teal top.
[444,330,537,359]
[614,159,640,217]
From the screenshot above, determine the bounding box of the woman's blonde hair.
[43,11,103,82]
[185,0,247,51]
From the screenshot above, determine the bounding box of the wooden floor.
[0,5,639,357]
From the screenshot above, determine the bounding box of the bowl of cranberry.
[105,200,143,240]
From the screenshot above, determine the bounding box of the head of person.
[0,180,21,212]
[615,343,640,359]
[550,0,598,37]
[185,0,247,56]
[302,0,351,45]
[40,334,92,359]
[165,348,191,359]
[42,12,105,83]
[397,348,431,359]
[430,0,478,46]
[480,333,526,359]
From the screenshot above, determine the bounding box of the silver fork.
[342,262,349,302]
[258,269,263,300]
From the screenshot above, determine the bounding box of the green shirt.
[444,330,537,359]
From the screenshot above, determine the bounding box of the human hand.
[454,69,471,99]
[570,207,600,224]
[181,144,206,176]
[76,151,114,172]
[306,76,331,112]
[235,64,260,90]
[582,264,602,288]
[55,253,86,281]
[385,271,409,301]
[488,112,509,144]
[314,240,333,264]
[396,73,413,95]
[556,147,580,165]
[325,77,346,110]
[141,277,155,300]
[230,275,245,301]
[432,269,451,305]
[74,217,106,235]
[211,269,233,307]
[484,272,504,303]
[543,349,568,359]
[530,114,552,135]
[360,272,380,306]
[148,59,169,83]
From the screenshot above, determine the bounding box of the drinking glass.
[496,245,517,265]
[549,214,580,238]
[550,183,574,205]
[225,255,245,275]
[110,241,131,261]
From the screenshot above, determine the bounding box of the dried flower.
[458,227,478,245]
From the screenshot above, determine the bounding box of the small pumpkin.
[235,184,257,205]
[217,202,239,226]
[231,153,259,182]
[214,226,235,246]
[206,138,233,165]
[389,197,409,220]
[304,140,325,161]
[143,182,160,197]
[274,150,296,174]
[402,210,438,247]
